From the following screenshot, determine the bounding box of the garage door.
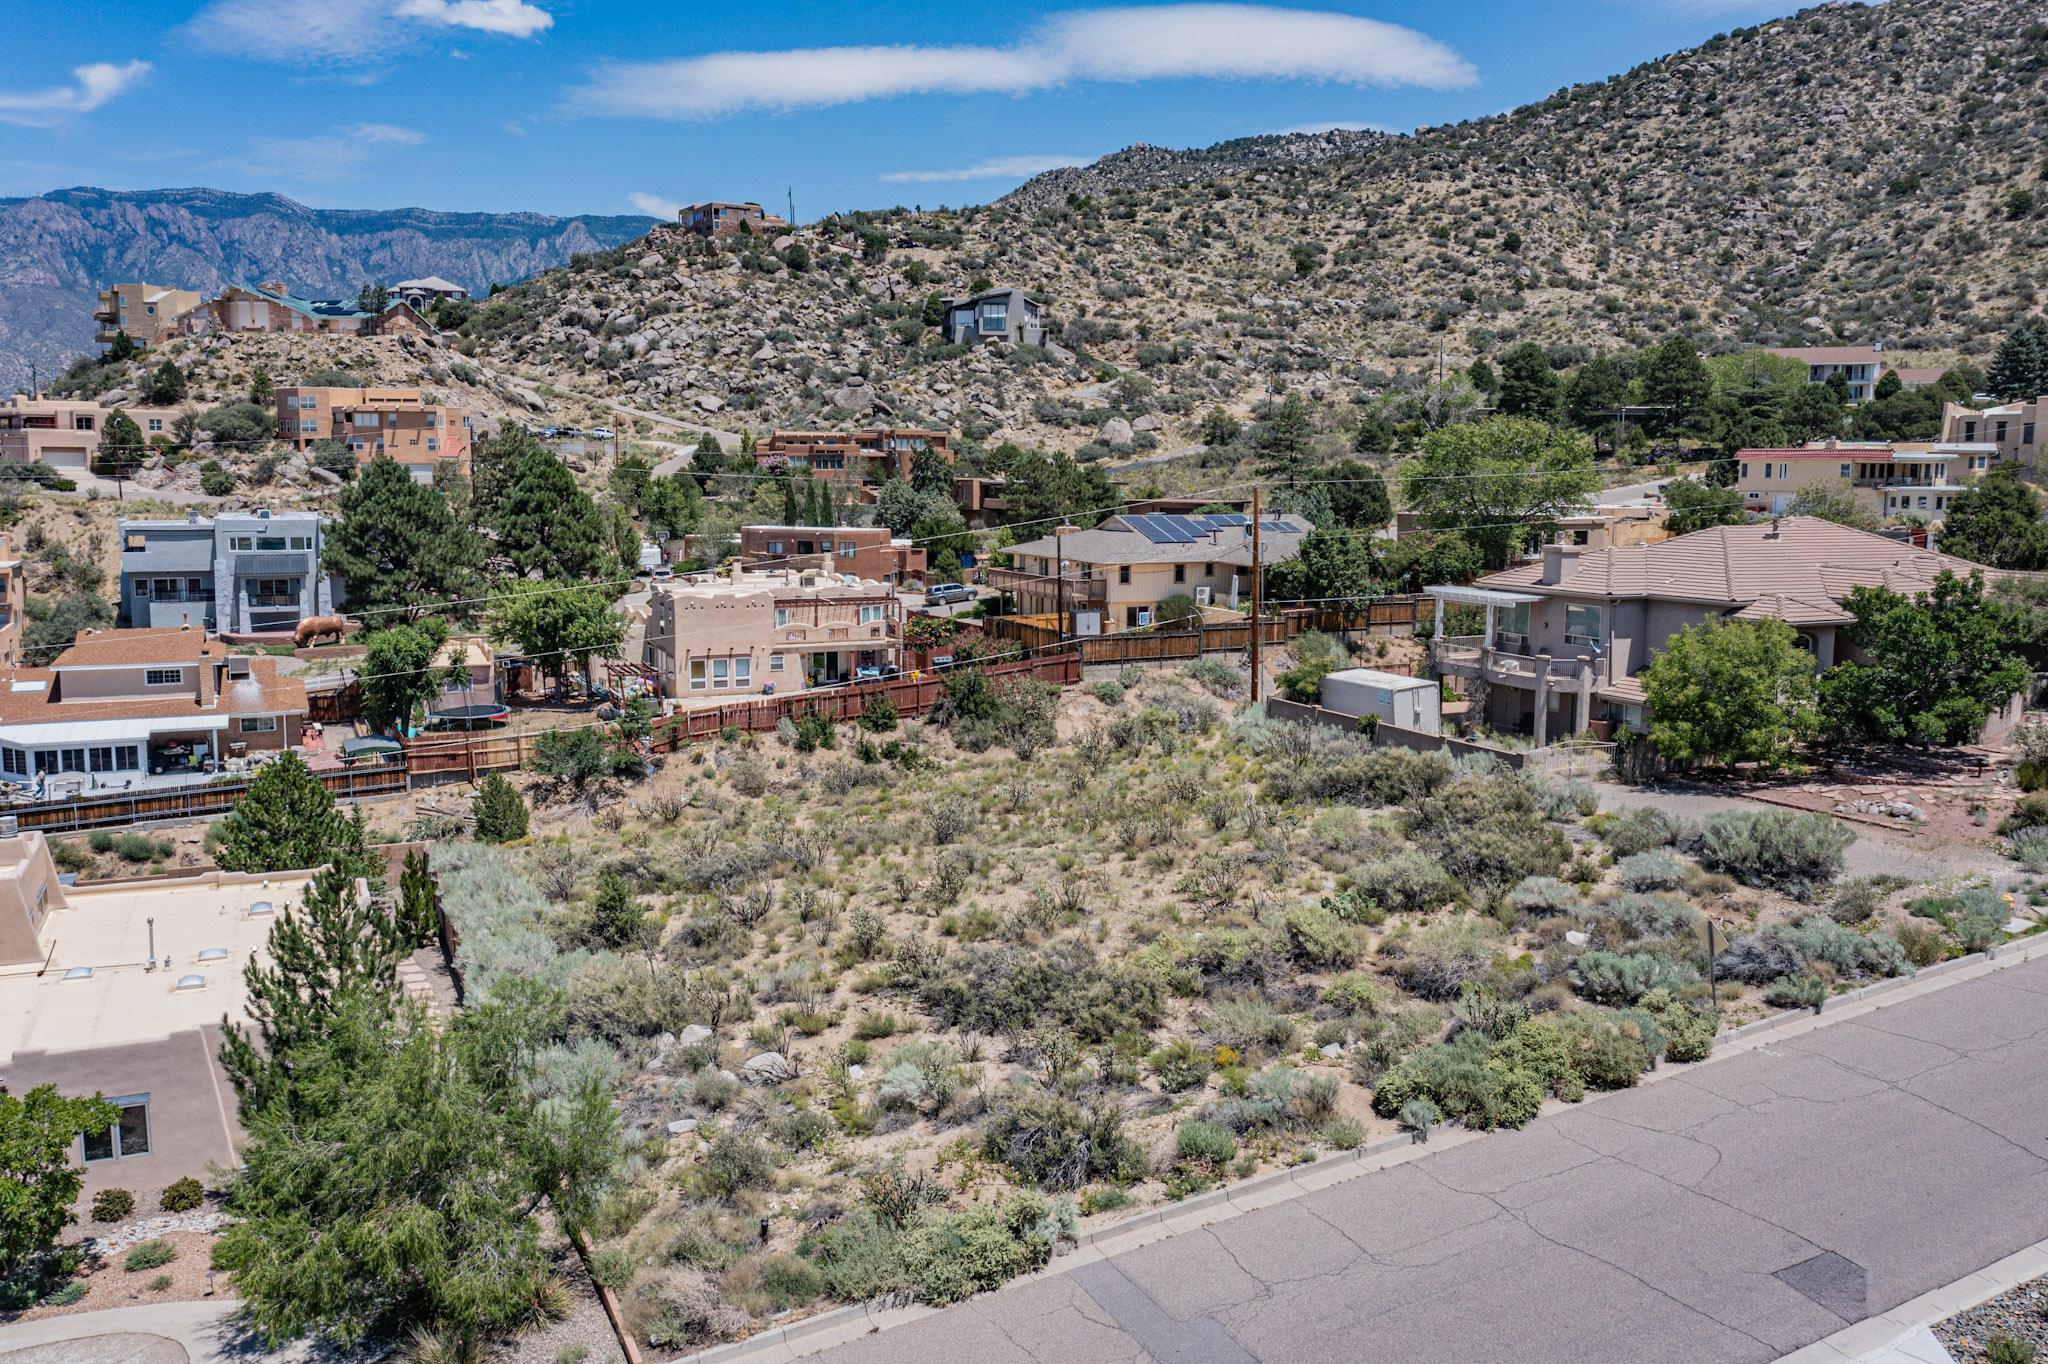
[41,447,88,471]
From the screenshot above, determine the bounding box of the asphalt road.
[812,955,2048,1364]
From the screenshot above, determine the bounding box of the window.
[1564,604,1601,647]
[1839,463,1853,478]
[81,1096,150,1162]
[298,419,317,434]
[426,439,438,453]
[256,537,286,551]
[2027,424,2037,447]
[1118,566,1131,584]
[59,749,84,773]
[290,536,309,550]
[1498,603,1530,641]
[240,716,278,733]
[712,658,729,687]
[774,607,791,627]
[1173,564,1186,583]
[859,604,885,624]
[688,660,707,690]
[1738,463,1749,481]
[734,657,752,687]
[88,747,115,772]
[1964,421,1978,441]
[1,749,24,776]
[116,747,138,771]
[1204,562,1215,577]
[74,415,95,431]
[144,668,184,686]
[147,418,164,433]
[297,396,317,410]
[767,540,785,555]
[769,653,784,672]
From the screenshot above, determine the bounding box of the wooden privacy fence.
[306,680,362,724]
[981,596,1431,668]
[400,652,1085,782]
[6,763,407,832]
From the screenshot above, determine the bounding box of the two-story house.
[0,627,308,792]
[994,512,1311,632]
[943,288,1044,347]
[755,429,952,483]
[1942,395,2043,470]
[94,283,202,349]
[1732,442,1986,523]
[118,509,338,637]
[1766,345,1887,403]
[641,569,901,696]
[1427,517,2001,745]
[0,394,190,475]
[190,282,433,341]
[737,526,926,585]
[274,386,474,481]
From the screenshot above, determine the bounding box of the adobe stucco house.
[1427,517,2004,744]
[641,568,902,696]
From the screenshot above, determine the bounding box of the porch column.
[1534,657,1552,747]
[1578,664,1595,738]
[1483,603,1498,651]
[1432,594,1444,640]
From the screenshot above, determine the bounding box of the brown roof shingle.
[53,629,224,668]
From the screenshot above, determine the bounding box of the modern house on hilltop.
[1427,517,2005,745]
[94,283,202,349]
[944,288,1044,347]
[1766,345,1887,403]
[191,282,433,340]
[118,509,338,636]
[680,202,789,238]
[1942,395,2042,469]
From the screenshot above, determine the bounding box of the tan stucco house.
[994,512,1312,632]
[642,568,902,697]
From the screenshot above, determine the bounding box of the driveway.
[808,954,2048,1364]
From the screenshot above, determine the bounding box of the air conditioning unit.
[1194,586,1212,606]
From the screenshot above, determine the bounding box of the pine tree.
[249,366,276,406]
[94,409,144,477]
[219,864,406,1113]
[397,847,440,946]
[214,752,370,874]
[325,456,486,621]
[1254,395,1317,484]
[471,772,529,843]
[1497,343,1560,419]
[495,444,614,581]
[1986,324,2047,401]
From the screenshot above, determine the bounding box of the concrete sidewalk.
[0,1299,312,1363]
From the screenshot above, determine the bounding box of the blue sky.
[4,0,1802,219]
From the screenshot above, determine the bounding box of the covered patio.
[1423,584,1598,746]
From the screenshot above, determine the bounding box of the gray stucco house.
[118,509,339,635]
[944,287,1044,347]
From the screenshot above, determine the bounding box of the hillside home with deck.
[737,525,926,585]
[995,512,1311,632]
[943,288,1044,347]
[190,282,433,340]
[1426,517,2001,745]
[755,429,951,483]
[118,509,338,635]
[642,569,902,697]
[1942,396,2042,469]
[1732,441,1988,523]
[1766,345,1887,403]
[0,395,191,474]
[680,202,789,237]
[0,628,307,793]
[94,283,202,349]
[275,386,474,481]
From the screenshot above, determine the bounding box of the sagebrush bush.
[1176,1118,1237,1164]
[1589,892,1702,942]
[918,941,1165,1042]
[983,1091,1144,1191]
[1406,773,1569,891]
[805,1208,906,1301]
[1281,903,1358,968]
[1371,1031,1544,1130]
[1382,918,1503,1001]
[1349,848,1459,915]
[1148,1038,1213,1092]
[702,1133,776,1198]
[1321,971,1392,1017]
[124,1239,178,1272]
[1569,950,1698,1006]
[1203,996,1299,1056]
[1616,850,1684,892]
[1697,810,1853,900]
[898,1192,1061,1305]
[1763,974,1827,1009]
[1826,879,1885,925]
[1507,876,1581,917]
[1597,805,1681,856]
[1553,1012,1654,1089]
[1717,917,1911,984]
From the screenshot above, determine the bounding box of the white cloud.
[0,61,152,127]
[627,191,684,219]
[188,0,551,61]
[394,0,552,38]
[567,4,1475,120]
[881,153,1094,184]
[228,123,428,184]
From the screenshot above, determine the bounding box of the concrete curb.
[1773,1234,2048,1362]
[676,932,2048,1364]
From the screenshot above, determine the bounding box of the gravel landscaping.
[1937,1275,2048,1360]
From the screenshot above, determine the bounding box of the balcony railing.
[1433,636,1595,687]
[983,566,1109,606]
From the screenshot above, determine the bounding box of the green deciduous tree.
[1321,459,1391,530]
[0,1086,119,1276]
[487,579,626,692]
[1785,484,1882,533]
[213,752,369,875]
[1265,528,1373,605]
[359,618,451,736]
[325,456,486,623]
[1821,572,2030,746]
[1644,618,1818,768]
[1662,478,1747,535]
[640,474,703,542]
[1398,417,1600,569]
[1939,471,2048,569]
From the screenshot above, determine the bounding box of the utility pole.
[1055,539,1066,652]
[787,187,797,229]
[1248,486,1262,704]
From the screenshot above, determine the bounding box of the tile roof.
[1477,517,1997,611]
[54,629,223,668]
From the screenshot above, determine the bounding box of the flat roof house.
[738,525,927,586]
[995,512,1312,632]
[642,568,902,697]
[680,202,790,238]
[0,394,191,474]
[0,627,308,795]
[94,283,202,349]
[1732,442,1985,524]
[756,429,952,483]
[943,288,1044,348]
[1427,516,2002,745]
[275,385,473,482]
[119,508,338,636]
[1766,345,1887,403]
[1942,395,2043,470]
[0,835,319,1202]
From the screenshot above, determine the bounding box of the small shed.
[1320,668,1441,735]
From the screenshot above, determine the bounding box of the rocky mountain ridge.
[997,128,1396,213]
[0,186,657,388]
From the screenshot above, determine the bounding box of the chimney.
[1055,524,1077,539]
[198,659,217,707]
[1766,518,1782,539]
[1540,543,1579,586]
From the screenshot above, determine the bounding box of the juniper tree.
[397,846,440,946]
[470,771,529,843]
[214,752,370,875]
